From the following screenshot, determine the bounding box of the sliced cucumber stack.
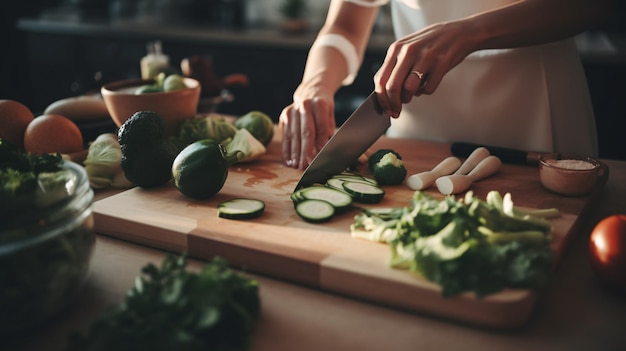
[333,171,378,186]
[217,198,265,220]
[295,186,353,213]
[291,171,387,223]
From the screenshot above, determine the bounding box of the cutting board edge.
[93,212,188,253]
[319,250,538,330]
[187,233,322,287]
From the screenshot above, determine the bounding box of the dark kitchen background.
[1,0,625,160]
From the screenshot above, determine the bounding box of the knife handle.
[451,142,540,165]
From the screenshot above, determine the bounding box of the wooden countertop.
[6,141,626,351]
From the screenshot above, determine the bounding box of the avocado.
[118,111,179,188]
[118,111,165,146]
[172,139,229,199]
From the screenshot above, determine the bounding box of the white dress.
[351,0,598,155]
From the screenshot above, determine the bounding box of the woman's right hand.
[279,88,336,170]
[278,1,380,170]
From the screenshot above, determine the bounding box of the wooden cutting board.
[93,137,605,330]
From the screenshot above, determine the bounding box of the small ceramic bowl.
[539,153,601,196]
[101,77,201,136]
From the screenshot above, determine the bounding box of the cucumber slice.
[299,186,353,213]
[290,189,305,204]
[332,172,378,185]
[362,207,404,220]
[342,181,385,204]
[333,176,375,186]
[325,178,348,192]
[295,199,335,223]
[218,198,265,219]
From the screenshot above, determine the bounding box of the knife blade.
[294,92,390,191]
[450,142,543,165]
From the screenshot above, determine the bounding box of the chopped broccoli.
[371,152,407,185]
[368,148,402,170]
[0,138,64,201]
[29,153,64,174]
[0,168,37,199]
[0,138,30,172]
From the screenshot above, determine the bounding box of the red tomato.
[589,214,626,289]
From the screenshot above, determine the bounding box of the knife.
[450,142,543,165]
[294,92,390,191]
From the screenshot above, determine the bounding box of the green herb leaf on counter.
[66,254,261,351]
[350,191,558,297]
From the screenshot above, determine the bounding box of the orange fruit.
[24,114,84,154]
[0,99,35,149]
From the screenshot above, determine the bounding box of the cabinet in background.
[16,18,626,160]
[17,19,387,127]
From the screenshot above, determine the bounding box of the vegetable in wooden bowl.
[101,75,200,137]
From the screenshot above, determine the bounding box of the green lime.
[172,139,229,199]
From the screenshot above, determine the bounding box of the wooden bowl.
[101,77,200,136]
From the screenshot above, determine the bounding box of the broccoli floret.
[29,153,63,174]
[0,168,37,199]
[368,148,402,171]
[372,152,407,185]
[0,138,30,172]
[0,138,63,200]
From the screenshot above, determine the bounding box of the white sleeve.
[311,33,360,86]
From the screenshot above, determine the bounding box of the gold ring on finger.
[411,71,424,79]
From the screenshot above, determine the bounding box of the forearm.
[465,0,611,51]
[296,0,379,99]
[297,43,352,99]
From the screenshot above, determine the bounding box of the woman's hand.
[278,1,379,170]
[279,88,336,170]
[374,21,473,118]
[373,0,610,119]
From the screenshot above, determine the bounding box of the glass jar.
[0,161,96,334]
